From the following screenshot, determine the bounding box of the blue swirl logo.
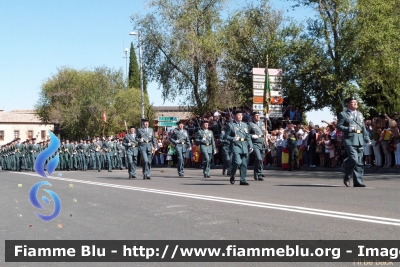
[34,131,60,178]
[29,181,61,221]
[31,131,61,221]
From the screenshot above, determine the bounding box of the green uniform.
[102,140,114,172]
[337,109,370,186]
[224,121,253,183]
[136,127,157,179]
[220,130,232,176]
[248,120,266,180]
[170,128,191,176]
[14,142,25,171]
[123,133,139,178]
[195,128,216,177]
[28,142,40,172]
[63,143,73,170]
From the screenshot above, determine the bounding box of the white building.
[0,110,54,146]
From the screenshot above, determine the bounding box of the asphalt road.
[1,166,400,267]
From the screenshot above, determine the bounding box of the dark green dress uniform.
[286,133,299,171]
[90,141,102,172]
[71,143,78,170]
[195,127,216,178]
[28,140,40,172]
[337,97,370,187]
[220,129,232,176]
[123,131,139,178]
[170,127,191,176]
[224,120,253,185]
[81,142,90,171]
[64,142,73,170]
[14,140,25,172]
[102,139,114,172]
[95,139,103,171]
[115,143,124,170]
[136,121,158,179]
[248,118,266,180]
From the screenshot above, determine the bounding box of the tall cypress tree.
[128,42,140,89]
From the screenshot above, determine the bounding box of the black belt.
[352,130,363,133]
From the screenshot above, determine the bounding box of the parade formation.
[0,109,274,186]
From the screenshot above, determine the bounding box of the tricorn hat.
[141,118,149,122]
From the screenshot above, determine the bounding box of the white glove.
[188,147,192,151]
[202,138,206,141]
[252,135,258,139]
[249,148,254,153]
[214,151,217,155]
[128,142,131,146]
[233,137,239,142]
[349,126,355,132]
[154,147,158,151]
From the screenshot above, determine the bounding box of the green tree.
[289,0,360,115]
[35,66,148,140]
[128,42,140,89]
[222,0,332,112]
[131,0,225,114]
[356,0,400,117]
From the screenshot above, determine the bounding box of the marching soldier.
[115,139,124,170]
[224,109,254,185]
[72,140,79,170]
[136,119,158,179]
[89,138,100,171]
[119,139,127,169]
[78,139,87,171]
[337,96,370,187]
[170,120,191,177]
[195,121,216,178]
[248,112,266,180]
[220,125,232,176]
[28,138,40,172]
[14,138,25,172]
[95,136,103,171]
[123,126,139,178]
[102,136,114,172]
[64,139,73,171]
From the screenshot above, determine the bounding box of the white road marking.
[15,172,400,226]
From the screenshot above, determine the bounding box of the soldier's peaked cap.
[141,118,149,122]
[345,96,357,103]
[233,109,243,115]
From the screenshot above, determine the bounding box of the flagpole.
[264,55,270,141]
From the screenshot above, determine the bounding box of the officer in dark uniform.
[195,120,216,178]
[337,96,370,187]
[102,136,114,172]
[248,112,266,180]
[224,110,254,185]
[136,119,158,179]
[170,120,191,177]
[220,125,232,176]
[123,126,139,179]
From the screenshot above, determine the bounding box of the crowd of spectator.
[153,107,400,171]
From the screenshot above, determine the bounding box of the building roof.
[0,110,44,123]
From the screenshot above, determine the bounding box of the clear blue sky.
[0,0,328,123]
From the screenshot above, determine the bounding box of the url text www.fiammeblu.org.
[167,245,341,259]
